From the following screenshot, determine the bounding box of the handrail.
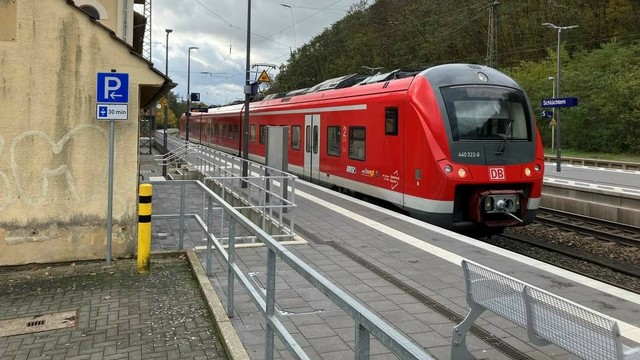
[155,142,193,166]
[147,180,432,360]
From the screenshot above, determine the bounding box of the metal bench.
[452,259,640,359]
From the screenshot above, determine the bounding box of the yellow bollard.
[138,184,153,273]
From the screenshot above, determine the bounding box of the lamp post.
[162,29,172,177]
[542,22,578,172]
[280,4,295,51]
[186,46,199,142]
[241,0,252,188]
[548,76,555,152]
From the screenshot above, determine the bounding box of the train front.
[411,64,545,231]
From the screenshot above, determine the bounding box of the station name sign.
[541,97,578,108]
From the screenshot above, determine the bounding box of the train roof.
[199,64,522,116]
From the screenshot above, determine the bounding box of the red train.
[180,64,545,232]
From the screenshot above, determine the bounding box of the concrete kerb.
[186,249,250,360]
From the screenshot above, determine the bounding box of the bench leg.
[452,306,484,359]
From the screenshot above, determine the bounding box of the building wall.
[0,0,165,265]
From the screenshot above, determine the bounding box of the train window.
[234,125,239,139]
[291,126,301,150]
[250,124,256,143]
[313,126,319,154]
[385,108,398,135]
[327,126,341,156]
[349,126,366,161]
[305,125,311,152]
[441,86,532,141]
[259,125,266,144]
[228,124,233,139]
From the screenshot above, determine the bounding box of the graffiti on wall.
[0,124,129,216]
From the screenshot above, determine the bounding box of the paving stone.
[0,255,227,360]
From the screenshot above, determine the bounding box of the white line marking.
[295,181,640,342]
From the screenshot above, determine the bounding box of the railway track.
[490,209,640,293]
[535,207,640,247]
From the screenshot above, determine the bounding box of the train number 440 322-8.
[457,151,481,158]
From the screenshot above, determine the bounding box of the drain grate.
[0,310,78,337]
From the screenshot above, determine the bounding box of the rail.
[146,180,432,360]
[544,155,640,171]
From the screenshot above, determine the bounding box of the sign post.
[96,72,129,264]
[541,97,578,172]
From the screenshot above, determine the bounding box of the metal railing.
[192,146,297,240]
[154,136,193,168]
[146,180,432,360]
[157,133,298,241]
[544,155,640,171]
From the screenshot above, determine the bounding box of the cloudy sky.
[142,0,368,106]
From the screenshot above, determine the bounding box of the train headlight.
[534,164,541,172]
[458,168,467,178]
[444,164,453,174]
[524,167,532,177]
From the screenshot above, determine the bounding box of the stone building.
[0,0,172,265]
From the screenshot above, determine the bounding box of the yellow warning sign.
[258,70,271,83]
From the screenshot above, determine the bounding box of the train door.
[304,114,321,181]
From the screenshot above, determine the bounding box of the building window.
[385,108,398,135]
[79,5,100,20]
[327,126,341,156]
[75,0,109,20]
[250,124,256,143]
[291,126,301,150]
[349,127,366,161]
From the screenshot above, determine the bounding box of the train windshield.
[441,86,531,141]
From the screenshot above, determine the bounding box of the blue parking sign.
[97,73,129,103]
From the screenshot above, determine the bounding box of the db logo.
[489,167,505,180]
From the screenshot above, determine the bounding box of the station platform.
[2,142,636,359]
[147,161,640,359]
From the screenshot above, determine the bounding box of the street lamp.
[542,22,578,172]
[280,4,296,51]
[162,28,172,177]
[186,46,199,142]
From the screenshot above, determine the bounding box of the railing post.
[265,248,276,360]
[261,176,267,230]
[227,218,236,317]
[289,178,296,237]
[206,196,213,276]
[179,182,186,250]
[355,323,371,360]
